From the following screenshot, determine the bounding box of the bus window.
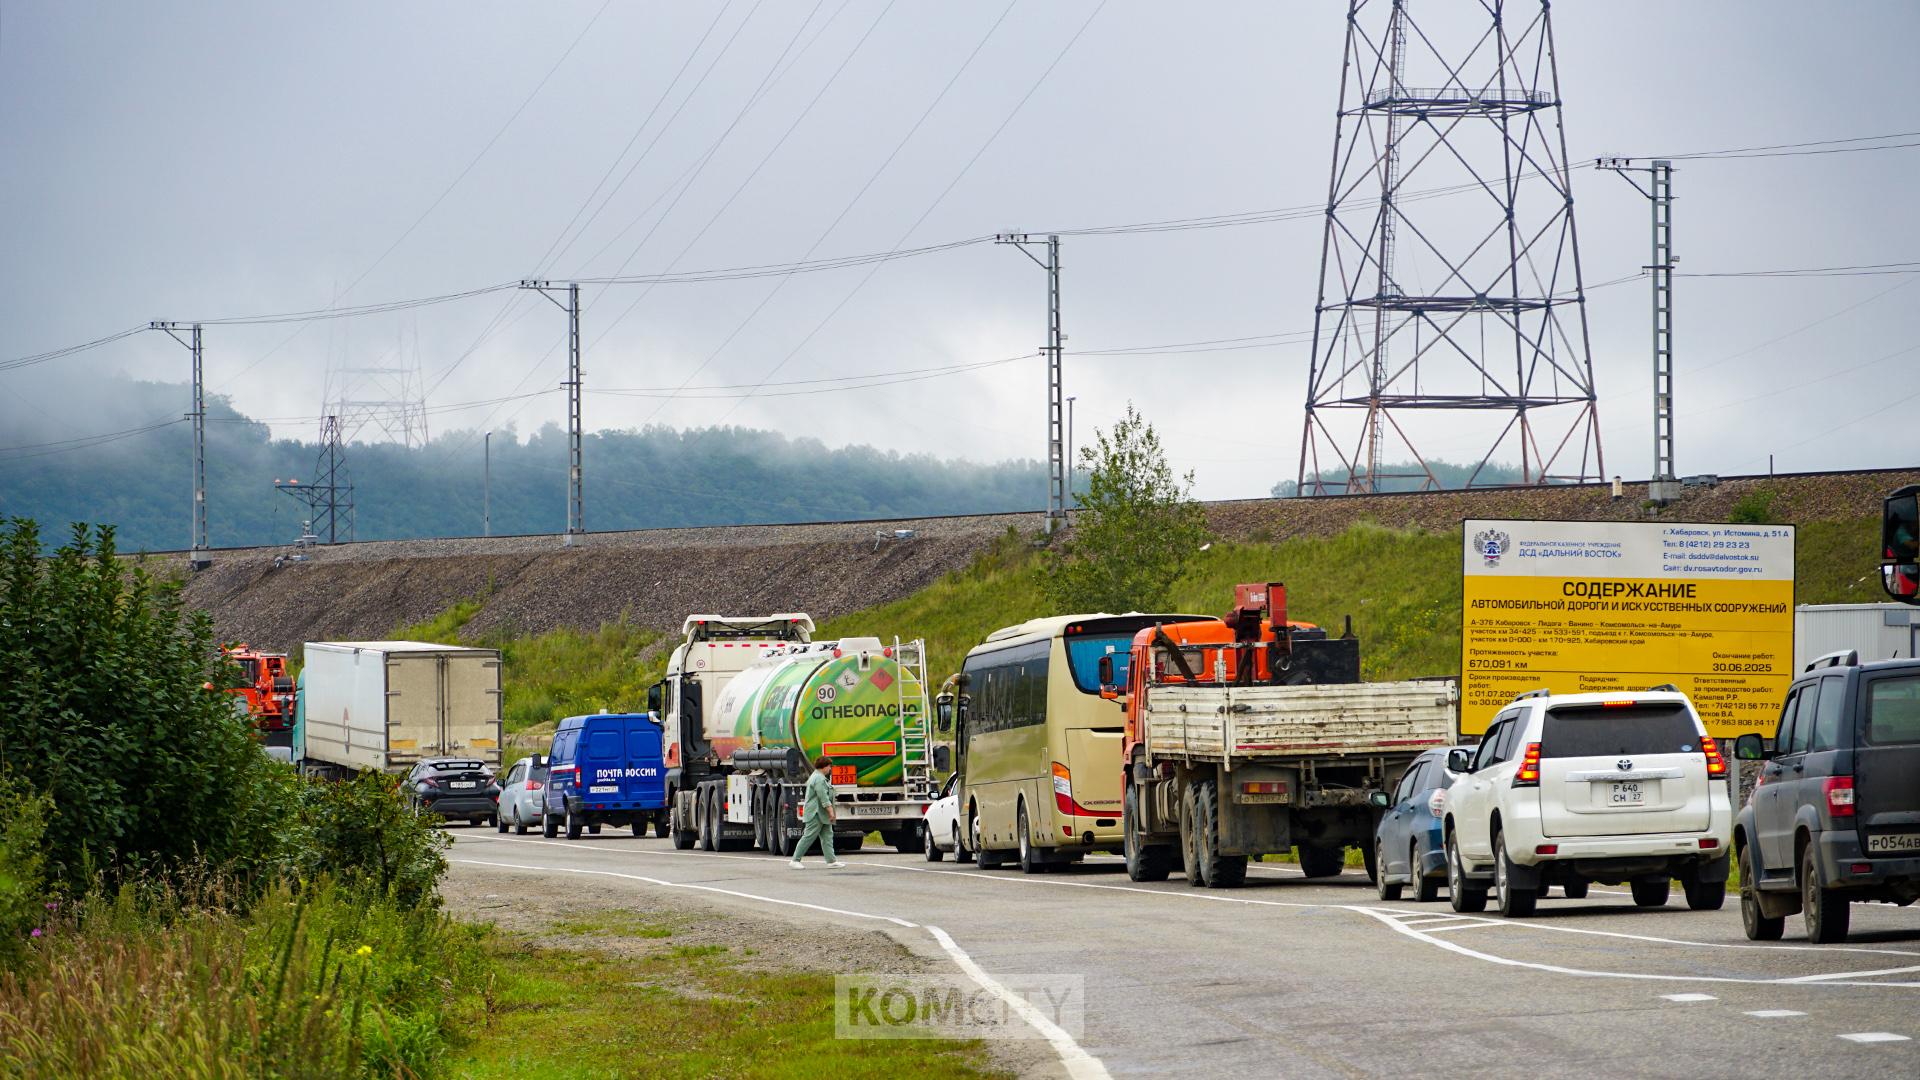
[1064,633,1135,693]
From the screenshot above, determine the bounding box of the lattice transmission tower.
[1298,0,1603,494]
[323,324,431,448]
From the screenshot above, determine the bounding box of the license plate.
[588,785,619,794]
[450,781,477,789]
[852,805,894,816]
[1605,781,1645,806]
[1867,833,1920,854]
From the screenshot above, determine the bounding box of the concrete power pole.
[1597,157,1678,501]
[520,280,584,544]
[151,321,208,569]
[995,233,1065,533]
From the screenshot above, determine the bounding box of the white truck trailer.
[300,640,503,776]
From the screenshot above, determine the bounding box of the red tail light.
[1052,762,1074,815]
[525,780,543,791]
[1702,736,1727,778]
[1512,742,1542,787]
[1824,776,1856,818]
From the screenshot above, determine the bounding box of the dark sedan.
[406,757,500,827]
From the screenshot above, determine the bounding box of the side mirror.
[1368,789,1391,809]
[1734,733,1769,761]
[932,744,952,773]
[646,683,663,714]
[1883,488,1920,605]
[1097,655,1114,685]
[934,693,955,734]
[1447,748,1474,774]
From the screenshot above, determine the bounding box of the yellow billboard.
[1460,519,1795,739]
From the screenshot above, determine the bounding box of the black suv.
[1733,651,1920,943]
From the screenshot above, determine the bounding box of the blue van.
[544,712,669,839]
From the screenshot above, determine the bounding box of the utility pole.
[483,430,492,538]
[1597,157,1678,502]
[1065,395,1076,502]
[995,234,1065,533]
[151,321,208,570]
[520,280,583,544]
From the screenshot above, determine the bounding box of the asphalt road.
[445,829,1920,1079]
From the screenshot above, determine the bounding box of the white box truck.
[301,641,503,776]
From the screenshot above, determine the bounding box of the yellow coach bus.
[939,612,1198,874]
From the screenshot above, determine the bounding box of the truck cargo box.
[302,641,503,774]
[1142,680,1456,763]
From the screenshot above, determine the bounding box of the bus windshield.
[1063,634,1135,694]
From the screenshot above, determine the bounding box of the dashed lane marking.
[1661,993,1718,1002]
[1745,1010,1807,1018]
[1836,1032,1911,1043]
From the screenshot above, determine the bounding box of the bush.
[283,772,449,911]
[0,777,50,967]
[0,520,275,892]
[1729,489,1777,525]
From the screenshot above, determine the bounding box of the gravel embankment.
[165,468,1918,653]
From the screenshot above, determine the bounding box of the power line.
[0,326,148,373]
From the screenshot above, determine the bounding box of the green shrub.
[0,520,275,892]
[0,776,50,967]
[1729,489,1777,525]
[282,772,449,911]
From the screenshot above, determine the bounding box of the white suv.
[1442,688,1734,917]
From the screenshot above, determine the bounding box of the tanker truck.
[670,634,945,856]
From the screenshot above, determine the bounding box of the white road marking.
[1745,1010,1807,1018]
[450,852,1111,1078]
[451,857,918,927]
[925,925,1111,1080]
[1780,964,1920,984]
[1661,993,1718,1002]
[455,836,1920,990]
[1417,921,1514,934]
[1837,1032,1911,1043]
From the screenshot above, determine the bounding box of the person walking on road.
[790,754,846,869]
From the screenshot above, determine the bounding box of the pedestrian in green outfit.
[789,754,846,868]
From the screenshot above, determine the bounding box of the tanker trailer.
[687,636,946,856]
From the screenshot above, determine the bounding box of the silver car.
[495,755,550,835]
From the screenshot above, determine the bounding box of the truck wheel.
[1124,781,1171,882]
[1630,878,1670,908]
[654,814,671,840]
[543,809,558,838]
[1739,844,1784,940]
[696,789,715,851]
[565,808,582,841]
[1195,779,1246,888]
[1446,831,1487,913]
[1298,844,1345,879]
[1802,846,1851,943]
[670,802,696,850]
[890,828,920,855]
[1412,842,1441,903]
[1180,784,1205,887]
[1494,830,1537,917]
[774,789,795,857]
[953,825,974,864]
[1375,840,1403,901]
[1017,805,1046,875]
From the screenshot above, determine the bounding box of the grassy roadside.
[451,912,1011,1080]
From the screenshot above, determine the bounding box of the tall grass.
[0,880,490,1078]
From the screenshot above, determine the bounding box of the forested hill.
[0,380,1046,552]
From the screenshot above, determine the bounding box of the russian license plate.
[1867,832,1920,854]
[588,785,618,794]
[852,805,894,817]
[1605,781,1645,806]
[450,781,476,789]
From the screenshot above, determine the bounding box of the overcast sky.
[4,1,1917,502]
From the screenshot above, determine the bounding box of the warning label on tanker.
[1460,519,1795,739]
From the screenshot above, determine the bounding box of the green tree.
[0,518,281,891]
[1043,404,1212,613]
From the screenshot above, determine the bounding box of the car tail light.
[1698,837,1718,849]
[1824,776,1856,818]
[1602,700,1636,707]
[1052,762,1074,815]
[526,780,543,791]
[1512,742,1542,787]
[1534,844,1558,856]
[1427,788,1447,816]
[1702,736,1727,778]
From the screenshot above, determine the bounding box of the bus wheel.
[1017,804,1046,874]
[974,813,1006,869]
